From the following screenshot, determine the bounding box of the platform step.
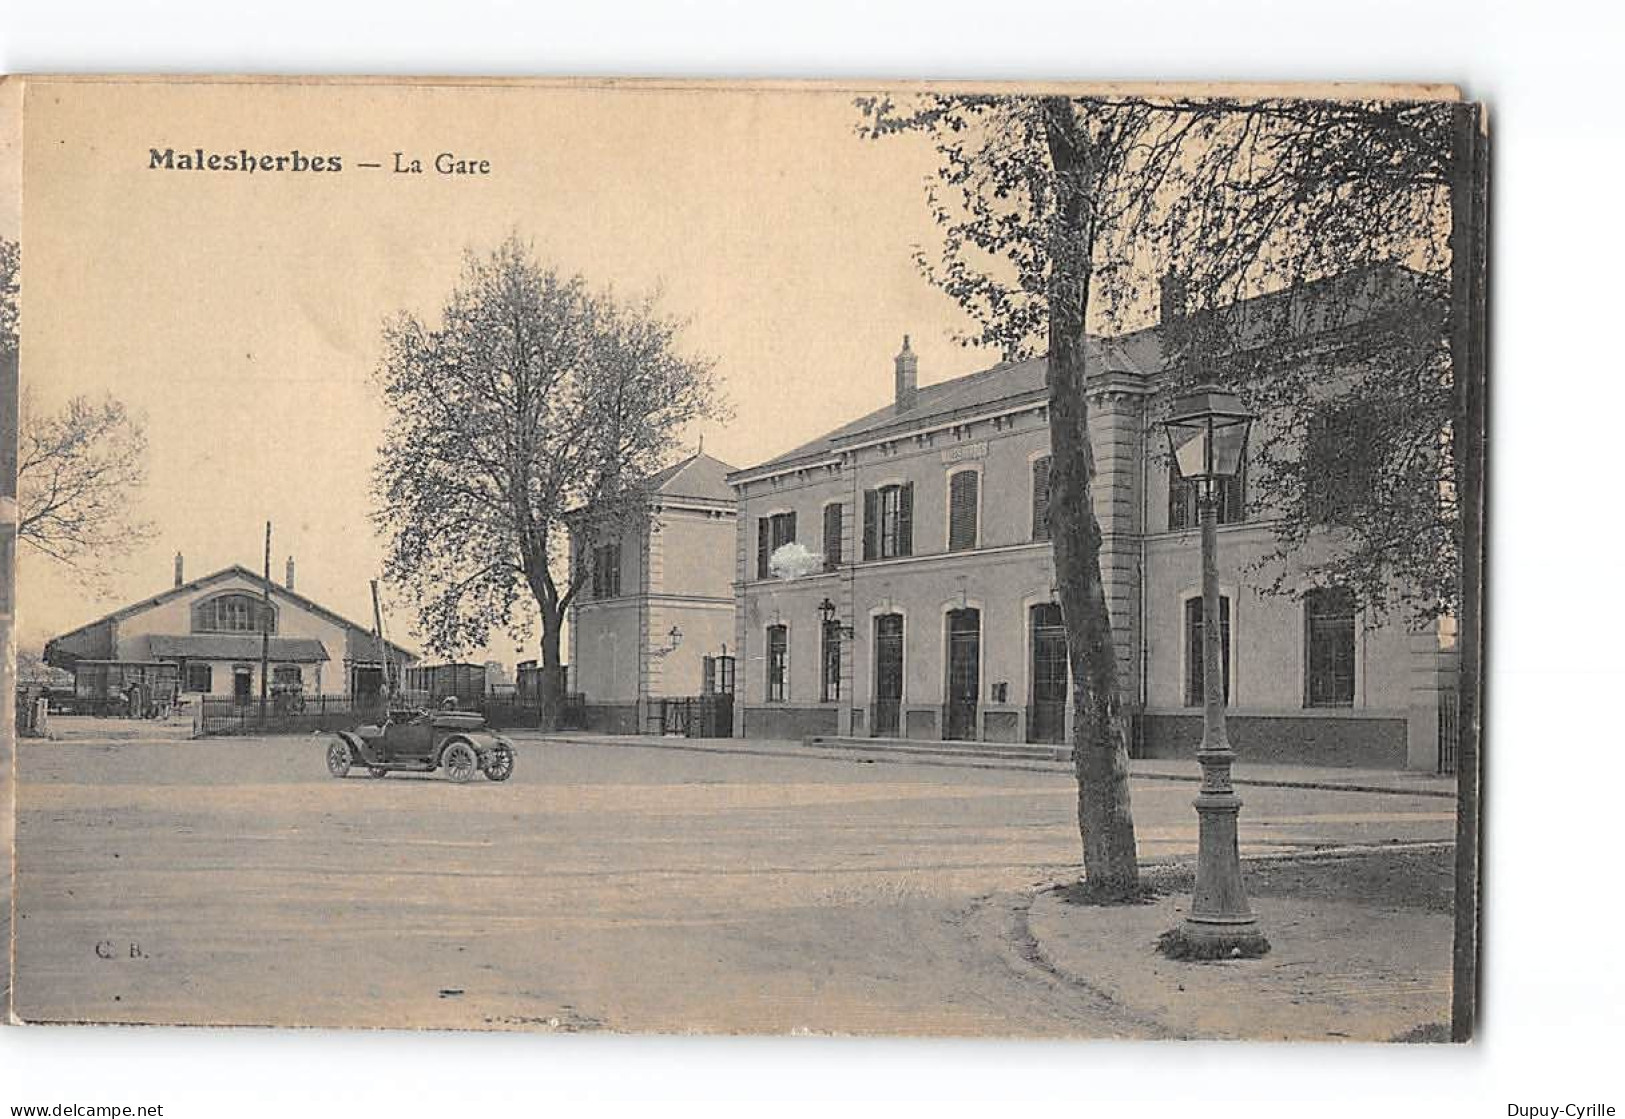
[803,735,1072,765]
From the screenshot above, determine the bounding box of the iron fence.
[642,695,734,738]
[1438,686,1459,775]
[196,694,386,736]
[196,692,590,736]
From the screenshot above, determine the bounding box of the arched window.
[193,593,274,634]
[765,624,789,702]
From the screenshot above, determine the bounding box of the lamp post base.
[1156,758,1272,960]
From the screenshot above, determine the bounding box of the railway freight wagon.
[401,662,488,708]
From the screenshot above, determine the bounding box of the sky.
[13,78,1035,661]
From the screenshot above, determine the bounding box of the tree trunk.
[1043,99,1142,895]
[537,607,566,732]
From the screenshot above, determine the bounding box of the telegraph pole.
[259,521,272,728]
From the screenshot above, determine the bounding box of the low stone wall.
[1140,713,1408,769]
[582,703,640,735]
[742,706,839,740]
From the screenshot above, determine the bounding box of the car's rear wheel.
[484,744,514,782]
[442,741,478,784]
[326,739,352,778]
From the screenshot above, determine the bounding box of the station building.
[44,556,418,712]
[566,450,739,733]
[725,276,1458,771]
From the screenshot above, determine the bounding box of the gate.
[652,695,734,738]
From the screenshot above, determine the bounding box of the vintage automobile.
[325,706,515,783]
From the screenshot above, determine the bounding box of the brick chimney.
[894,335,918,414]
[285,555,296,591]
[173,552,184,588]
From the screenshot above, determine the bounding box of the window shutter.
[757,517,772,579]
[897,483,914,556]
[863,490,878,560]
[823,503,843,569]
[1032,456,1052,541]
[949,471,978,551]
[784,511,797,549]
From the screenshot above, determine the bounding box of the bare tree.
[17,389,154,576]
[373,236,724,728]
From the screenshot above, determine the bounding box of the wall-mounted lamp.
[650,625,684,658]
[817,597,856,639]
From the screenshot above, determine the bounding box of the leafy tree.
[859,94,1178,897]
[373,236,722,728]
[1139,98,1462,624]
[859,91,1476,898]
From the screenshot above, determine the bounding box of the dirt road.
[11,731,1454,1035]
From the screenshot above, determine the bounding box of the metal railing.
[642,695,734,738]
[1438,686,1459,775]
[196,694,385,736]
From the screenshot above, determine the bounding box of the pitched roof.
[131,634,332,663]
[740,331,1161,477]
[731,263,1430,481]
[645,451,738,503]
[47,565,418,661]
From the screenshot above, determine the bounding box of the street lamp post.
[1160,384,1270,958]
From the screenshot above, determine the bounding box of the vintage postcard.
[1,76,1485,1039]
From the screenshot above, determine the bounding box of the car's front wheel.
[484,744,514,782]
[326,739,352,778]
[441,741,478,784]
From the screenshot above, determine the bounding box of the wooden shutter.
[897,483,914,556]
[823,503,842,569]
[1032,456,1052,541]
[783,512,797,549]
[862,490,878,560]
[757,517,772,579]
[949,471,978,551]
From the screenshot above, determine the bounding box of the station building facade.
[726,284,1457,771]
[566,451,739,733]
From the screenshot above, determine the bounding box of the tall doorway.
[1028,602,1068,744]
[944,607,981,740]
[872,613,903,736]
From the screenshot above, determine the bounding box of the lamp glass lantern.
[817,597,854,639]
[1162,385,1255,495]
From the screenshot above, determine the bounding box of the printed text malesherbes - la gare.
[149,148,342,172]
